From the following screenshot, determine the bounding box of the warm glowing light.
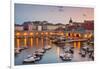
[17,39,20,48]
[36,32,38,35]
[74,33,76,37]
[36,38,39,48]
[50,32,53,35]
[24,32,27,36]
[60,32,64,36]
[24,38,27,46]
[66,33,68,38]
[30,32,33,36]
[74,42,77,48]
[79,34,81,37]
[78,41,81,48]
[88,34,92,38]
[41,32,44,35]
[30,38,33,47]
[45,32,48,35]
[84,34,88,38]
[41,38,44,48]
[16,32,20,36]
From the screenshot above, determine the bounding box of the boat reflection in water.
[15,36,93,65]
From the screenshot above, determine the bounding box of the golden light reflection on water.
[41,38,44,48]
[73,41,81,48]
[24,38,27,47]
[15,35,82,49]
[74,42,77,48]
[30,38,33,47]
[17,39,20,48]
[36,38,39,48]
[78,41,81,49]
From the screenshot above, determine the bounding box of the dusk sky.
[15,4,94,24]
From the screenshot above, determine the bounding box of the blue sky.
[15,4,94,24]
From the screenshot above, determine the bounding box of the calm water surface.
[15,37,92,65]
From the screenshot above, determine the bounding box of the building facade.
[65,18,94,31]
[15,24,23,31]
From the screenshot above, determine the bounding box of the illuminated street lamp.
[50,32,53,35]
[45,32,48,35]
[41,32,44,35]
[30,32,34,36]
[60,32,64,36]
[24,32,28,36]
[16,32,20,36]
[36,32,38,35]
[79,33,81,38]
[84,34,88,38]
[88,33,92,38]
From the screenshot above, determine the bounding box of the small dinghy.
[23,54,41,63]
[59,53,65,58]
[35,52,43,56]
[44,45,52,50]
[15,49,20,55]
[23,57,36,63]
[63,46,74,54]
[60,53,73,61]
[36,48,45,53]
[80,50,86,57]
[35,57,41,61]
